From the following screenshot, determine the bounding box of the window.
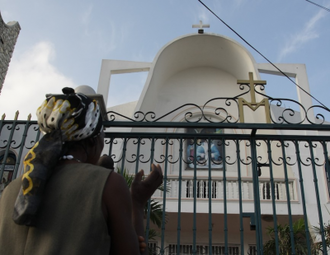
[186,128,223,170]
[262,182,279,200]
[168,244,239,255]
[148,242,158,255]
[248,245,257,255]
[186,180,218,198]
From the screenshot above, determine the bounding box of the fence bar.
[207,136,213,255]
[222,137,229,254]
[176,137,184,255]
[192,139,197,255]
[280,139,296,254]
[308,139,327,254]
[160,137,169,255]
[236,139,245,255]
[119,138,127,175]
[251,132,263,254]
[146,138,155,250]
[295,140,312,254]
[267,140,280,255]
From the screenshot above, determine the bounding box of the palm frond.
[145,199,166,228]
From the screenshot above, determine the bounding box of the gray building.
[0,11,20,94]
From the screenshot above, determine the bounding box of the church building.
[92,25,330,254]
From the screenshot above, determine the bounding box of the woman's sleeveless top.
[0,163,112,255]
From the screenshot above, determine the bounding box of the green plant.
[312,221,330,254]
[263,218,308,255]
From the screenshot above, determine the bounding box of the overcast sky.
[0,0,329,120]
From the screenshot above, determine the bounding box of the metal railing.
[1,90,330,254]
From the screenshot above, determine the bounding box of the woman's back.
[0,163,111,255]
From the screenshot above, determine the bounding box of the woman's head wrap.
[13,87,103,226]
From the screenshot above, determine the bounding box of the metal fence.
[101,122,330,255]
[1,96,330,254]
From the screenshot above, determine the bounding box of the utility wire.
[198,0,330,111]
[306,0,330,12]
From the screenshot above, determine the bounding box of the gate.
[1,91,330,254]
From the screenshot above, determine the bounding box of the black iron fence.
[1,90,330,254]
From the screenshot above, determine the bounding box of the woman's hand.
[138,236,147,253]
[131,164,163,209]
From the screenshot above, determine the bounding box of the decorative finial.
[15,111,19,120]
[192,20,210,34]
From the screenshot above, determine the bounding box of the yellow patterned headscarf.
[13,87,103,226]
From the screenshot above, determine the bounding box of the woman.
[0,87,163,255]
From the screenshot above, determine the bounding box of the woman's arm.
[130,164,163,255]
[103,172,140,255]
[100,156,163,255]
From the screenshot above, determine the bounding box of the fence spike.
[14,111,19,120]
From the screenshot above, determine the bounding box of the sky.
[0,0,329,120]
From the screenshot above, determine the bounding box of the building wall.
[0,12,20,94]
[98,34,330,251]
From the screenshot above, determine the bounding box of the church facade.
[96,32,330,254]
